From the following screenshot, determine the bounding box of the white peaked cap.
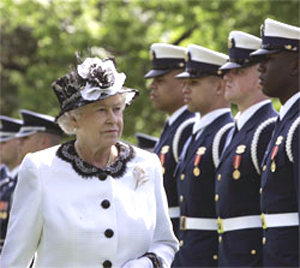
[151,43,186,59]
[229,31,261,49]
[264,18,300,40]
[188,44,228,66]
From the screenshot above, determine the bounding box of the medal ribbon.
[233,155,242,169]
[159,153,166,166]
[271,145,279,160]
[194,154,202,166]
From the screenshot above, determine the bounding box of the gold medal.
[193,167,200,177]
[271,161,276,172]
[232,170,241,180]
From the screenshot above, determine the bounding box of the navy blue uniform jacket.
[173,112,233,267]
[215,102,277,267]
[261,98,299,267]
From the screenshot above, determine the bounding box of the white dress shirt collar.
[235,100,271,130]
[279,92,300,121]
[167,105,189,126]
[193,108,231,135]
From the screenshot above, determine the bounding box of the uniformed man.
[215,31,278,267]
[172,45,232,267]
[144,43,195,235]
[17,109,64,160]
[251,18,300,267]
[0,115,23,252]
[0,109,63,253]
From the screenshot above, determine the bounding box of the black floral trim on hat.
[56,140,135,179]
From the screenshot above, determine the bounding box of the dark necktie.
[231,121,239,140]
[186,133,197,157]
[161,122,170,137]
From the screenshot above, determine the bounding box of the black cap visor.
[144,69,173,79]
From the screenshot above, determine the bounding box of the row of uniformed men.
[0,110,63,252]
[141,18,299,267]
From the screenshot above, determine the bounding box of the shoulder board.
[212,122,234,168]
[172,117,197,163]
[286,115,300,163]
[251,116,277,175]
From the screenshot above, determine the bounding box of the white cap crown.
[188,44,228,66]
[151,43,186,59]
[229,31,261,50]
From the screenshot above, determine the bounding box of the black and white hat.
[0,116,23,142]
[251,18,300,57]
[52,57,138,119]
[144,43,186,78]
[220,31,261,71]
[16,109,63,138]
[176,44,228,78]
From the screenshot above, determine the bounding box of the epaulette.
[251,116,277,175]
[286,115,300,163]
[212,122,234,168]
[172,117,197,163]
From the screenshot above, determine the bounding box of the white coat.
[0,142,178,268]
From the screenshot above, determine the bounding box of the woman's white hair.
[57,109,81,135]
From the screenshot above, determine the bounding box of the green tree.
[1,0,299,142]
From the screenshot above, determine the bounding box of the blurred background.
[1,0,299,143]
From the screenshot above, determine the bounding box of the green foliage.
[0,0,299,143]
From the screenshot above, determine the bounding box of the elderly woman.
[0,57,178,268]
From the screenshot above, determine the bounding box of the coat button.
[103,260,112,268]
[180,174,185,181]
[101,200,110,209]
[215,194,219,201]
[251,249,256,255]
[99,172,107,181]
[105,229,114,238]
[262,165,267,171]
[259,188,262,195]
[218,236,222,243]
[213,254,218,260]
[262,237,266,245]
[179,240,184,247]
[179,195,184,202]
[217,174,221,181]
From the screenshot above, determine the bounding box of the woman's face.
[74,95,125,148]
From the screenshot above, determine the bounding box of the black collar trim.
[56,140,135,179]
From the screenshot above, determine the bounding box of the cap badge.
[285,44,292,50]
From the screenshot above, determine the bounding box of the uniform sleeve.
[0,154,43,268]
[148,154,179,267]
